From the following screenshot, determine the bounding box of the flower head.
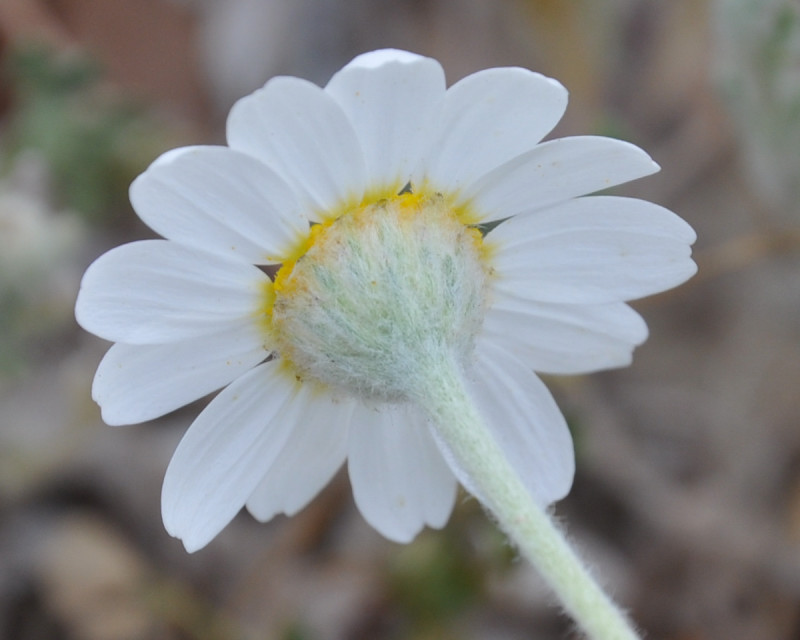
[75,49,696,552]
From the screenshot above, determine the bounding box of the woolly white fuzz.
[272,192,488,401]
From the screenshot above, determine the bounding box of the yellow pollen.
[271,222,329,299]
[395,190,427,212]
[255,278,276,331]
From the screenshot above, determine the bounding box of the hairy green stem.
[416,356,641,640]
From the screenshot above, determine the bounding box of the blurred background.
[0,0,799,638]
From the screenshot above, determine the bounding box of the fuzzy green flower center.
[270,191,491,401]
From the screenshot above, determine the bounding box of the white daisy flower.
[75,49,696,555]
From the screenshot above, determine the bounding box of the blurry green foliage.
[715,0,800,215]
[387,509,513,638]
[1,45,163,222]
[391,533,480,622]
[0,287,59,374]
[760,3,800,87]
[0,288,30,374]
[281,623,314,640]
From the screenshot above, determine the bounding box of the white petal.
[93,322,268,426]
[481,293,648,374]
[246,389,354,522]
[75,240,270,344]
[465,136,660,222]
[347,402,457,543]
[161,362,301,552]
[130,146,307,263]
[342,49,425,68]
[489,196,698,303]
[227,77,367,215]
[423,68,568,192]
[325,49,446,191]
[455,340,575,507]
